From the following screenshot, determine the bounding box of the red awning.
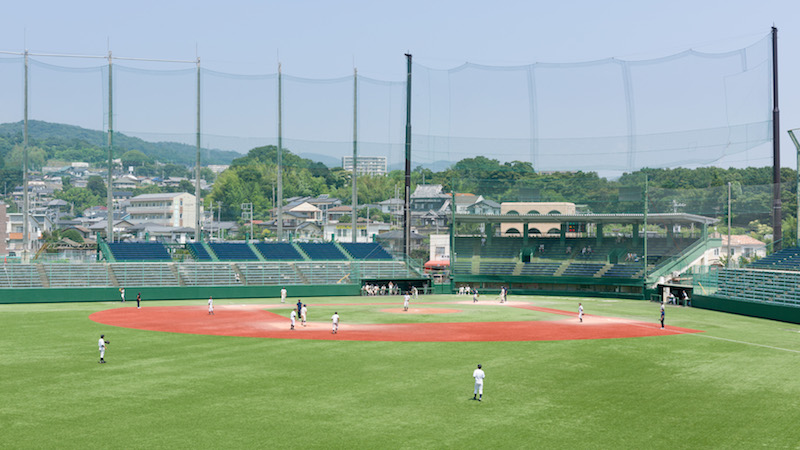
[424,260,450,269]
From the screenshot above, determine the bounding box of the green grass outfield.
[3,294,800,449]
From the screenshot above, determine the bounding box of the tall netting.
[0,56,23,126]
[111,64,197,147]
[0,32,772,175]
[200,70,277,152]
[411,34,772,172]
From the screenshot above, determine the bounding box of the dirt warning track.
[89,303,701,342]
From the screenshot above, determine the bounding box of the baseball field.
[3,293,799,448]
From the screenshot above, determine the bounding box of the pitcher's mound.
[381,308,461,314]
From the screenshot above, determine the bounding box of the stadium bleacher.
[187,243,213,261]
[177,263,239,286]
[519,262,561,276]
[0,265,44,288]
[340,243,393,260]
[107,242,171,261]
[110,263,180,286]
[562,263,605,277]
[602,264,643,278]
[208,243,259,261]
[748,247,800,271]
[297,243,347,260]
[254,243,304,260]
[43,264,113,287]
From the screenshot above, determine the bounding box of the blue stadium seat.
[107,242,171,261]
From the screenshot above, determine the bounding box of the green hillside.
[0,120,241,166]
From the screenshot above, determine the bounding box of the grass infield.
[2,294,800,448]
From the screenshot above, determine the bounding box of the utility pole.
[403,53,412,257]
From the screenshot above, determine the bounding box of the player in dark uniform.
[136,293,141,309]
[660,302,665,329]
[297,299,303,318]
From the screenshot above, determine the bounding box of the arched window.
[506,210,519,215]
[506,228,521,236]
[546,228,561,235]
[527,210,541,215]
[548,210,561,215]
[528,228,542,236]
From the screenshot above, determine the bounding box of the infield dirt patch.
[89,302,702,342]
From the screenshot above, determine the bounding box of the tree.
[121,150,151,168]
[4,144,46,172]
[86,176,107,198]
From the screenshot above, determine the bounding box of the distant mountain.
[0,121,242,166]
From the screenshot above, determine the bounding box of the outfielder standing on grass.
[136,293,141,309]
[98,334,109,363]
[208,297,214,315]
[331,311,339,334]
[281,287,287,303]
[119,288,125,302]
[472,364,485,401]
[473,289,479,303]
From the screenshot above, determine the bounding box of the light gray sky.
[1,0,799,171]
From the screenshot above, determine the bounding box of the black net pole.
[404,54,412,257]
[772,26,782,251]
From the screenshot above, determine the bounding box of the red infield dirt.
[380,308,462,314]
[89,303,702,342]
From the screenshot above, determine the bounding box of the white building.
[702,233,768,267]
[342,156,387,176]
[323,219,391,243]
[126,192,200,228]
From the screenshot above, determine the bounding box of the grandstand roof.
[454,212,718,225]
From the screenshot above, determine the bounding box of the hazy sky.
[1,0,799,171]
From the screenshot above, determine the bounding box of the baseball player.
[403,292,410,311]
[472,364,485,401]
[472,289,479,303]
[660,302,665,329]
[412,286,418,299]
[98,334,109,363]
[296,299,303,319]
[119,288,125,302]
[281,287,287,303]
[136,293,141,309]
[208,296,215,315]
[578,303,583,322]
[301,304,307,327]
[331,311,340,334]
[290,309,297,330]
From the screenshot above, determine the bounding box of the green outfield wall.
[692,294,800,325]
[0,284,360,304]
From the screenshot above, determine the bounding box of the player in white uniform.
[472,364,485,401]
[281,287,287,303]
[119,288,125,302]
[578,303,583,323]
[98,334,109,363]
[301,304,308,327]
[331,312,340,334]
[412,286,418,299]
[290,309,297,330]
[403,293,410,311]
[208,297,214,315]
